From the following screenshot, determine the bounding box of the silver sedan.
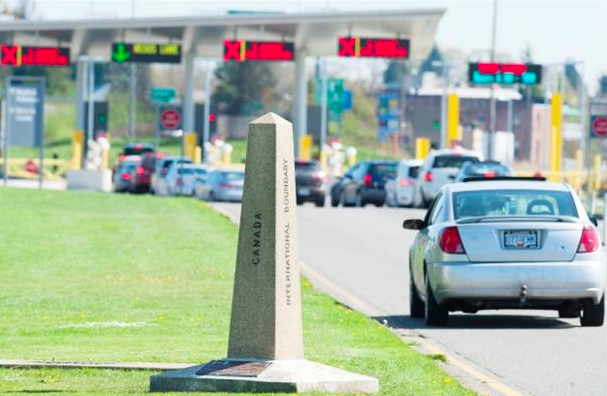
[404,178,606,327]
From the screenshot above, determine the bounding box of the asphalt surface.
[214,202,607,396]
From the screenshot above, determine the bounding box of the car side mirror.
[589,215,599,227]
[403,219,425,230]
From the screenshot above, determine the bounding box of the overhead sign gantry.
[468,63,542,85]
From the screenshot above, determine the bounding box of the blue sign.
[377,91,400,143]
[343,90,353,111]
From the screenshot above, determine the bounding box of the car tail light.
[484,171,496,178]
[219,182,236,189]
[313,171,328,183]
[363,174,372,186]
[577,226,600,253]
[399,178,411,187]
[439,226,466,254]
[121,173,131,181]
[425,171,433,182]
[135,143,142,150]
[136,165,145,175]
[119,154,125,162]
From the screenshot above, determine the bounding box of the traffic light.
[433,119,440,131]
[83,101,109,137]
[209,113,217,134]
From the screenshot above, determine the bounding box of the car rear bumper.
[216,189,243,202]
[362,189,386,203]
[297,187,325,201]
[428,259,606,305]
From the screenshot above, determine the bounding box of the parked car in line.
[404,176,605,327]
[151,156,193,195]
[196,169,245,202]
[385,159,423,208]
[330,160,397,207]
[454,160,513,182]
[114,143,155,171]
[113,155,140,193]
[295,160,328,207]
[164,164,209,196]
[414,148,482,208]
[129,152,163,193]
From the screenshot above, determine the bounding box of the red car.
[129,152,164,193]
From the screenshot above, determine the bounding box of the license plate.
[504,230,539,250]
[298,188,310,196]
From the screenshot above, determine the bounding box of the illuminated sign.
[223,40,295,62]
[338,37,409,58]
[1,45,70,67]
[468,63,542,85]
[111,42,181,64]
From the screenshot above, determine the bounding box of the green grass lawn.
[0,188,475,396]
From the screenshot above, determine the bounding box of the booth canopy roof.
[0,8,444,61]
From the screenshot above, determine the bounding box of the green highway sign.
[150,87,177,103]
[111,42,182,64]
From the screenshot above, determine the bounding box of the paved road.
[214,202,607,396]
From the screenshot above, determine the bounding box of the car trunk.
[430,167,459,188]
[458,221,583,263]
[296,170,322,188]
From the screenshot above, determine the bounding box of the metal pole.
[603,193,607,245]
[3,77,10,186]
[440,63,448,149]
[294,49,308,157]
[86,60,95,162]
[39,79,45,189]
[507,98,513,133]
[320,58,328,150]
[487,0,498,159]
[129,63,137,139]
[203,61,212,151]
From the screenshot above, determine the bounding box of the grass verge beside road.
[0,188,475,396]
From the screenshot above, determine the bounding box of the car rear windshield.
[124,146,154,156]
[220,172,244,181]
[433,155,479,168]
[464,162,510,176]
[295,161,321,171]
[453,189,578,219]
[177,168,206,175]
[408,166,420,178]
[370,163,396,179]
[120,162,137,172]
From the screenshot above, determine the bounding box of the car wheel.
[355,192,365,207]
[340,191,353,208]
[425,270,448,326]
[208,191,215,202]
[315,196,325,207]
[410,271,425,319]
[374,200,384,207]
[580,294,604,327]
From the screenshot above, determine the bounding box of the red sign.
[591,116,607,138]
[338,37,409,58]
[1,45,70,67]
[223,40,295,62]
[160,108,181,130]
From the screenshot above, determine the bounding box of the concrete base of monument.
[149,358,379,393]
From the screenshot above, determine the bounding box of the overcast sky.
[7,0,607,93]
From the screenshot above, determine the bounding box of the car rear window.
[453,189,578,219]
[220,172,244,181]
[464,163,511,176]
[178,168,206,175]
[433,155,479,168]
[120,162,137,172]
[295,161,321,172]
[370,163,396,179]
[124,146,154,156]
[408,166,420,178]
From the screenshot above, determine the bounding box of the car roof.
[428,148,482,158]
[399,159,423,166]
[446,180,571,193]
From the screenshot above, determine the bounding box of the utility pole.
[129,63,136,139]
[487,0,498,159]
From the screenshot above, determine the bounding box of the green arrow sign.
[112,43,131,63]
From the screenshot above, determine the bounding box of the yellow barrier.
[299,134,312,160]
[415,138,431,160]
[0,158,71,180]
[593,155,601,192]
[195,146,202,164]
[72,130,84,170]
[184,132,197,161]
[549,93,563,181]
[447,94,461,147]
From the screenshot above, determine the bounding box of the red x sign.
[338,37,357,57]
[1,45,20,66]
[223,40,243,62]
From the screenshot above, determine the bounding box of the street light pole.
[487,0,498,160]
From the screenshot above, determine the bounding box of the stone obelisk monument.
[150,113,378,393]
